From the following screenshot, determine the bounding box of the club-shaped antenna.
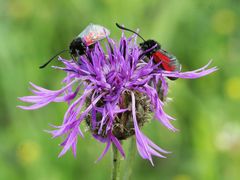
[39,49,68,69]
[115,23,146,42]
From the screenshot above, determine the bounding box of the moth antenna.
[39,49,68,69]
[115,23,146,42]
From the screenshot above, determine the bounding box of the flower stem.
[112,144,121,180]
[123,137,136,180]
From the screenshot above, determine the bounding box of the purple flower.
[18,33,217,165]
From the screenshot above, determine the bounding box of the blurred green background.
[0,0,240,179]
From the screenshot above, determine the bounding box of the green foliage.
[0,0,240,179]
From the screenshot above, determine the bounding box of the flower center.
[85,91,151,140]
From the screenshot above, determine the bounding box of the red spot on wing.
[153,51,175,71]
[84,32,95,46]
[84,32,107,46]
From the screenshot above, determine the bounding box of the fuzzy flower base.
[18,34,217,165]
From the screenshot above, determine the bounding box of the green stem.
[112,144,121,180]
[124,137,136,180]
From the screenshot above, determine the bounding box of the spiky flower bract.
[18,33,217,165]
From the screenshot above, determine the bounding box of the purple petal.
[131,91,168,165]
[58,127,78,157]
[110,133,125,158]
[96,137,111,162]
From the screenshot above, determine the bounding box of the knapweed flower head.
[18,33,217,165]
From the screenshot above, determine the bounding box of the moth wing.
[78,23,110,46]
[154,50,180,72]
